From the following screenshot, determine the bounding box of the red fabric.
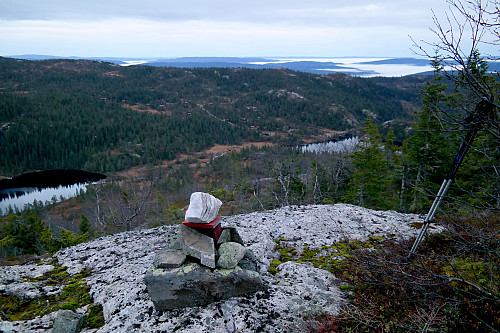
[182,216,222,242]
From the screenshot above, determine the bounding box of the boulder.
[153,249,186,269]
[184,192,222,223]
[144,263,266,311]
[51,310,84,333]
[217,242,247,269]
[178,224,216,268]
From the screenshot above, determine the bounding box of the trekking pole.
[406,99,496,260]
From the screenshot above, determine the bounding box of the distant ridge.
[4,55,436,76]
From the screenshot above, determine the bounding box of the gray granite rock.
[153,249,186,269]
[217,242,247,269]
[178,224,216,268]
[144,263,266,310]
[51,310,84,333]
[0,264,54,285]
[1,204,443,333]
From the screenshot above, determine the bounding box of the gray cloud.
[0,0,454,57]
[1,0,441,27]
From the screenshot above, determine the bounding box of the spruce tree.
[405,66,453,213]
[78,214,93,237]
[343,118,396,210]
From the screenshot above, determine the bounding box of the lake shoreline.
[0,169,106,191]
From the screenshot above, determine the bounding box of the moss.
[368,235,384,243]
[278,246,296,261]
[275,237,287,244]
[274,237,299,262]
[84,303,105,329]
[348,240,364,249]
[271,238,379,277]
[268,258,282,275]
[339,285,352,292]
[47,257,59,265]
[2,265,98,322]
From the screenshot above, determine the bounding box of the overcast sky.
[0,0,463,58]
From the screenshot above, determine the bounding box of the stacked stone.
[145,192,266,310]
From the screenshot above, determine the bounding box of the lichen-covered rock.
[217,228,232,245]
[144,263,266,310]
[217,242,247,269]
[0,204,442,333]
[0,264,54,285]
[217,226,244,246]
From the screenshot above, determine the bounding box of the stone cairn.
[144,192,266,310]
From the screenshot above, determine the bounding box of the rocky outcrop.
[0,264,55,301]
[0,204,441,333]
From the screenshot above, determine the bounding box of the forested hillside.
[1,0,498,331]
[0,57,427,176]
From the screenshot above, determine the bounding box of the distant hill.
[8,55,499,77]
[6,55,436,76]
[0,57,430,176]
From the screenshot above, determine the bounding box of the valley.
[0,54,498,333]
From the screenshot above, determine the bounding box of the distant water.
[300,137,359,154]
[249,58,433,77]
[0,169,105,215]
[114,57,433,77]
[0,183,89,214]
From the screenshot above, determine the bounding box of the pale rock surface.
[0,204,441,333]
[184,192,222,223]
[0,264,54,284]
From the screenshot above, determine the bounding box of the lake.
[0,170,106,215]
